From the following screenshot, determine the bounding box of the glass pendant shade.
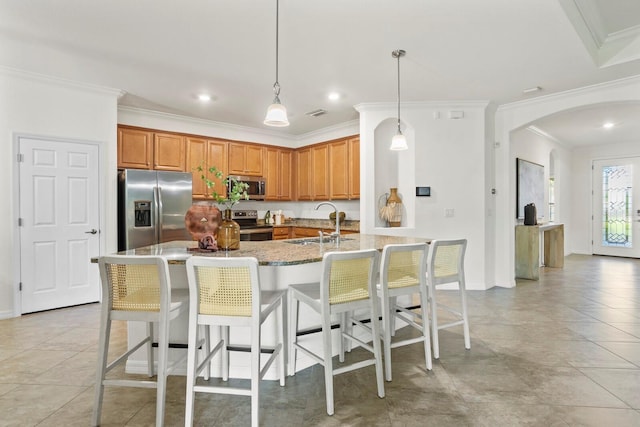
[390,132,408,151]
[264,98,289,127]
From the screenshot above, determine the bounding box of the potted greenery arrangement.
[196,165,249,250]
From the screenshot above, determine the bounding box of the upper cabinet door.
[265,147,293,201]
[186,137,228,199]
[118,128,153,169]
[228,142,264,176]
[154,132,185,171]
[296,148,312,200]
[348,137,360,199]
[311,144,329,200]
[329,139,349,200]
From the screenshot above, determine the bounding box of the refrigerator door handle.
[156,186,164,243]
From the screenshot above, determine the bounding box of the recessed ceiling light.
[602,122,615,129]
[328,92,340,101]
[198,94,211,102]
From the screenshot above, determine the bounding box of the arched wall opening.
[493,76,640,288]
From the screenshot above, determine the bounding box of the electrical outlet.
[445,208,454,218]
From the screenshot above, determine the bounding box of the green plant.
[196,165,249,211]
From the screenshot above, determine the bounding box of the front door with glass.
[592,157,640,258]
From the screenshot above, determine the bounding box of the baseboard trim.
[0,310,16,320]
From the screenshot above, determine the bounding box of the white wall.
[0,67,120,318]
[356,101,490,290]
[571,141,640,254]
[494,75,640,288]
[510,128,572,255]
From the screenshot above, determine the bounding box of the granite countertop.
[273,218,360,232]
[114,234,429,266]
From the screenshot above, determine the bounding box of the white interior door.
[19,137,101,313]
[592,157,640,258]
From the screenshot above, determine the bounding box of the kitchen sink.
[284,236,353,245]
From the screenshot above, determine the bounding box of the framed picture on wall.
[516,158,544,220]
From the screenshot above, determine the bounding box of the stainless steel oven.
[232,209,273,241]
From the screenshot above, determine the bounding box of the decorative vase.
[217,209,240,250]
[386,188,403,227]
[185,205,221,241]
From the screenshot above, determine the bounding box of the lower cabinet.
[272,226,292,240]
[292,227,357,238]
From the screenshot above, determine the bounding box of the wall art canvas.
[516,158,544,220]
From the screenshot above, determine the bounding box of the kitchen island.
[112,234,431,378]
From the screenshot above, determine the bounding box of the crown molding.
[296,119,359,140]
[354,100,489,112]
[117,106,299,142]
[497,74,640,112]
[525,125,562,144]
[0,66,125,98]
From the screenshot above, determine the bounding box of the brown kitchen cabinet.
[292,227,357,238]
[153,132,186,171]
[292,227,323,238]
[264,147,293,201]
[348,137,360,199]
[186,137,228,199]
[328,136,359,200]
[311,144,330,200]
[295,148,312,200]
[228,142,264,176]
[295,135,359,201]
[118,127,153,169]
[272,226,292,240]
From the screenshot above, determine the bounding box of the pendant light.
[264,0,289,127]
[390,49,408,150]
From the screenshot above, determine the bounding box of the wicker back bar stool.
[427,239,470,359]
[92,255,188,427]
[288,249,385,416]
[184,256,285,427]
[377,243,432,381]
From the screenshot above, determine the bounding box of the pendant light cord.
[396,51,401,133]
[273,0,280,98]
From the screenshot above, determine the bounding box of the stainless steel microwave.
[227,175,266,200]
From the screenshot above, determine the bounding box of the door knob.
[85,229,98,234]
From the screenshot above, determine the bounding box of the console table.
[515,223,564,280]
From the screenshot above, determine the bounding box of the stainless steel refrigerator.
[118,169,193,250]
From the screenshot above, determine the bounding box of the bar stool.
[288,249,384,416]
[377,243,432,381]
[427,239,470,359]
[184,256,285,427]
[93,255,188,427]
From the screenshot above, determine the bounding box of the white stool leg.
[288,292,299,376]
[155,317,169,427]
[185,315,199,427]
[380,292,393,381]
[428,282,440,360]
[460,281,471,350]
[146,322,154,377]
[369,296,385,398]
[418,287,433,370]
[222,325,230,382]
[277,298,286,386]
[321,314,334,415]
[92,307,111,426]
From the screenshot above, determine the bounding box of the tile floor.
[1,254,639,426]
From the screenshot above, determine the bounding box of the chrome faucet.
[315,202,340,244]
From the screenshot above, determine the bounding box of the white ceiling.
[1,0,640,147]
